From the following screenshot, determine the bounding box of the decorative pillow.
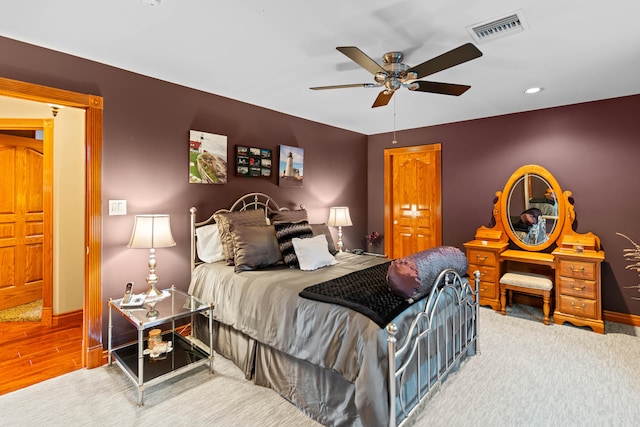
[292,234,338,271]
[269,209,308,224]
[231,225,283,273]
[274,221,314,268]
[195,224,225,263]
[310,223,338,255]
[214,209,268,265]
[387,246,468,301]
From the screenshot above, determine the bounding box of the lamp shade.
[327,207,353,227]
[128,214,176,249]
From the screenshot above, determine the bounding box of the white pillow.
[196,224,225,263]
[292,234,337,271]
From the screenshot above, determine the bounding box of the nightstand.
[108,286,214,405]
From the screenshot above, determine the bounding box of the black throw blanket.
[299,261,424,328]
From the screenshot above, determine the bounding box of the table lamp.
[327,206,352,252]
[128,214,176,300]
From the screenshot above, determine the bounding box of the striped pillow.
[274,221,313,268]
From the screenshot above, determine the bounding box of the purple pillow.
[387,246,468,300]
[386,258,420,299]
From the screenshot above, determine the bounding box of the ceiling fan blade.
[407,43,482,79]
[310,83,377,90]
[409,81,471,96]
[372,90,394,108]
[336,46,386,75]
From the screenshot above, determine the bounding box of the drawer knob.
[572,284,586,292]
[570,301,586,310]
[476,254,488,261]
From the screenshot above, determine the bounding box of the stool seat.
[499,272,553,325]
[500,272,552,290]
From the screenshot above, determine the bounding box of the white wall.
[0,96,85,314]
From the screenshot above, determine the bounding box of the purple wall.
[2,35,640,321]
[368,95,640,315]
[0,37,368,336]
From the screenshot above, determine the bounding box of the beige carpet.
[1,305,639,426]
[0,299,42,322]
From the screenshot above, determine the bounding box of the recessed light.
[524,87,543,94]
[142,0,161,6]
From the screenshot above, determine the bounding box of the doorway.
[0,120,53,324]
[0,76,103,368]
[383,143,442,258]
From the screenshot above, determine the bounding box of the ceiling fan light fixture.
[375,72,388,84]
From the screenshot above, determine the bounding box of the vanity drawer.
[557,260,596,280]
[557,277,597,300]
[477,280,497,300]
[468,249,497,266]
[557,295,597,319]
[470,265,497,284]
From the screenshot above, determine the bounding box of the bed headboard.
[190,192,291,271]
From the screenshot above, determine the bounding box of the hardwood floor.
[0,311,83,395]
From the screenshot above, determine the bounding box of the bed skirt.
[193,315,256,380]
[193,309,476,427]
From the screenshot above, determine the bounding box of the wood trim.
[53,309,83,326]
[0,76,104,369]
[604,310,640,327]
[84,103,103,368]
[42,119,54,326]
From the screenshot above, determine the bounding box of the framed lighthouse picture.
[278,145,304,187]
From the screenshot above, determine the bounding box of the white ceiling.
[2,0,640,135]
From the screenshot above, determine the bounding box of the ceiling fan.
[310,43,483,108]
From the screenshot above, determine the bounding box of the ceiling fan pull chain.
[392,97,398,144]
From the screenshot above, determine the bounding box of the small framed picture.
[279,145,304,187]
[189,130,228,184]
[236,145,271,177]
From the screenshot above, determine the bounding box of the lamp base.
[145,284,164,301]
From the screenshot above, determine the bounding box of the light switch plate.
[108,200,127,216]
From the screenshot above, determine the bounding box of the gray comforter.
[188,252,437,425]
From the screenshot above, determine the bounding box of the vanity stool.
[499,272,553,325]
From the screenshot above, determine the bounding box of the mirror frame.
[499,164,565,251]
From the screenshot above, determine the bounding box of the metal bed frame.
[387,269,480,426]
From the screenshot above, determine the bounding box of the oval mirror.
[500,164,565,251]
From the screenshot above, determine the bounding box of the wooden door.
[0,132,45,310]
[384,144,442,259]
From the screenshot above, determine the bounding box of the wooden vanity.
[464,164,605,333]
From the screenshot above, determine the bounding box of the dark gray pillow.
[269,209,308,224]
[214,209,267,265]
[310,223,338,255]
[231,225,283,273]
[387,246,468,300]
[274,221,313,269]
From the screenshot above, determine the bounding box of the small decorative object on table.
[365,231,381,247]
[144,328,173,360]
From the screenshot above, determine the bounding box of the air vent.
[467,11,527,43]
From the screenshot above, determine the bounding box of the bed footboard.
[387,269,480,427]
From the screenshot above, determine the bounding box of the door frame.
[0,119,53,323]
[0,76,103,368]
[383,143,442,258]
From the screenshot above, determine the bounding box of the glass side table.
[108,286,214,406]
